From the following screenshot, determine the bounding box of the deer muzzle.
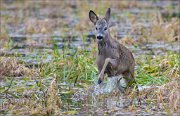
[97,34,104,40]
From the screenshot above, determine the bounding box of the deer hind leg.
[117,71,136,108]
[98,58,117,84]
[134,81,141,106]
[117,77,127,108]
[123,72,141,106]
[127,72,141,106]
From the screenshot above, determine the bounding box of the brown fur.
[89,8,141,106]
[96,33,135,82]
[89,8,135,85]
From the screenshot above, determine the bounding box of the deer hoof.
[98,79,102,84]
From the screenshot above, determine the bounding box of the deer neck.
[98,33,113,55]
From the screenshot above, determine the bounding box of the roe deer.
[89,8,140,107]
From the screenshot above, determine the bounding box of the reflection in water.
[72,75,154,113]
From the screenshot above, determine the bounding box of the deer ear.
[105,8,111,22]
[89,10,99,24]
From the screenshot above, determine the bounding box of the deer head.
[89,8,111,42]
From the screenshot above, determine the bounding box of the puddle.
[1,5,179,66]
[70,78,163,115]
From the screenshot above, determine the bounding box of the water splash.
[93,75,123,95]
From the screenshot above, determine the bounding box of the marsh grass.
[0,57,38,79]
[0,44,179,115]
[136,53,179,85]
[1,0,179,44]
[0,0,180,115]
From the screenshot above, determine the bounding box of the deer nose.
[97,35,104,40]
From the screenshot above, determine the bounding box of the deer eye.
[96,27,98,30]
[104,27,107,31]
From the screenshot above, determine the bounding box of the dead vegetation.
[150,12,180,42]
[1,75,61,115]
[0,57,38,79]
[158,81,180,111]
[137,79,180,113]
[25,18,58,34]
[137,55,180,113]
[45,76,61,115]
[0,0,179,44]
[0,0,179,115]
[0,20,9,48]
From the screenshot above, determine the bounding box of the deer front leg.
[98,58,118,84]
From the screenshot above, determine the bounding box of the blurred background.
[1,0,179,50]
[0,0,179,115]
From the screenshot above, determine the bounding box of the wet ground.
[0,0,180,115]
[1,1,179,57]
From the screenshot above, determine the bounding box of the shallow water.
[0,0,179,115]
